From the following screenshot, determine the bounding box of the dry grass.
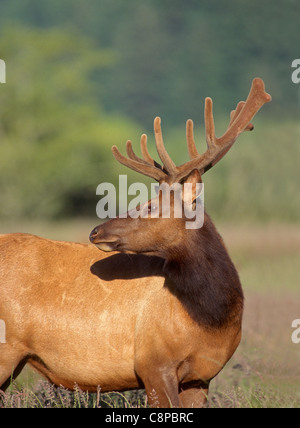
[1,220,299,408]
[0,382,148,408]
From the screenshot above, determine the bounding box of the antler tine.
[229,102,254,132]
[229,101,244,127]
[140,133,165,170]
[186,119,200,159]
[154,117,177,176]
[204,97,216,150]
[126,140,145,163]
[140,134,155,165]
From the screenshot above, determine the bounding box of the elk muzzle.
[89,224,120,252]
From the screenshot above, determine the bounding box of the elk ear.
[182,169,203,206]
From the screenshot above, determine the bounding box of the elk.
[0,78,271,408]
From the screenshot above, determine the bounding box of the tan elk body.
[0,79,271,407]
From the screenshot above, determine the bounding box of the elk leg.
[140,368,180,408]
[178,380,209,408]
[0,344,27,391]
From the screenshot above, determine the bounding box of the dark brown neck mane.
[163,213,244,328]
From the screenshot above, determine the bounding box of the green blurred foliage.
[0,0,299,126]
[0,1,299,222]
[0,26,139,219]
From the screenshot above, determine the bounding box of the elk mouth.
[94,240,120,252]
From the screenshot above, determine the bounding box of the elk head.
[90,78,271,257]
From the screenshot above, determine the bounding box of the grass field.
[0,220,299,408]
[210,223,300,408]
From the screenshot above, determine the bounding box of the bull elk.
[0,78,271,408]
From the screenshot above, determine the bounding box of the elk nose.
[89,226,99,243]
